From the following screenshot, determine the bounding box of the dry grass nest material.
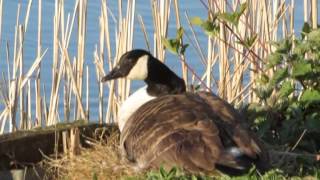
[43,130,142,180]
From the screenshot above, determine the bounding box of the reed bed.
[0,0,318,179]
[0,0,317,135]
[42,131,142,180]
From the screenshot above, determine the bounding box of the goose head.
[101,49,186,96]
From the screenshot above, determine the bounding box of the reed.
[0,0,318,135]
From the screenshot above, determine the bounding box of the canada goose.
[101,49,269,175]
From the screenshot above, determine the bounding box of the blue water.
[0,1,318,124]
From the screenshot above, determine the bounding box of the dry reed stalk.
[304,0,309,22]
[173,0,188,87]
[35,0,42,127]
[217,1,230,100]
[86,66,89,120]
[138,15,151,51]
[27,80,31,129]
[18,25,25,130]
[312,0,318,28]
[151,0,171,61]
[205,1,215,89]
[184,12,209,68]
[48,0,82,125]
[94,0,136,125]
[75,0,87,120]
[48,0,62,125]
[290,0,295,36]
[8,3,21,132]
[60,46,87,120]
[101,0,116,124]
[42,85,48,124]
[230,0,247,104]
[97,5,106,124]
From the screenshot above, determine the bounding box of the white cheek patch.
[127,55,148,80]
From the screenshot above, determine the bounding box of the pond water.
[0,0,317,123]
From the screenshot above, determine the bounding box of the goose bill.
[101,66,123,82]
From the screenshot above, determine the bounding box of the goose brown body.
[120,92,269,174]
[101,49,269,175]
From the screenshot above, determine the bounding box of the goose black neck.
[145,57,186,97]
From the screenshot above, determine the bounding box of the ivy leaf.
[292,61,313,78]
[300,89,320,104]
[269,68,288,86]
[279,81,294,98]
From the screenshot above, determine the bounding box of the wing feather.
[120,92,268,173]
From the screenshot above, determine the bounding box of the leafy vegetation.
[162,27,189,55]
[243,25,320,175]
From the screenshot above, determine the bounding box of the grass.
[43,130,319,180]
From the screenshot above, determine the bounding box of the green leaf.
[159,166,167,178]
[269,68,288,86]
[191,17,219,37]
[243,34,257,48]
[266,53,282,69]
[301,22,311,39]
[307,29,320,43]
[190,16,203,25]
[253,86,273,100]
[162,37,179,55]
[92,172,98,180]
[275,39,292,54]
[191,175,198,180]
[218,3,247,26]
[257,74,270,85]
[292,61,313,78]
[279,81,294,98]
[300,89,320,104]
[201,20,219,37]
[176,27,184,40]
[306,113,320,132]
[239,2,248,15]
[167,167,177,178]
[293,42,308,55]
[180,44,189,55]
[218,12,239,26]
